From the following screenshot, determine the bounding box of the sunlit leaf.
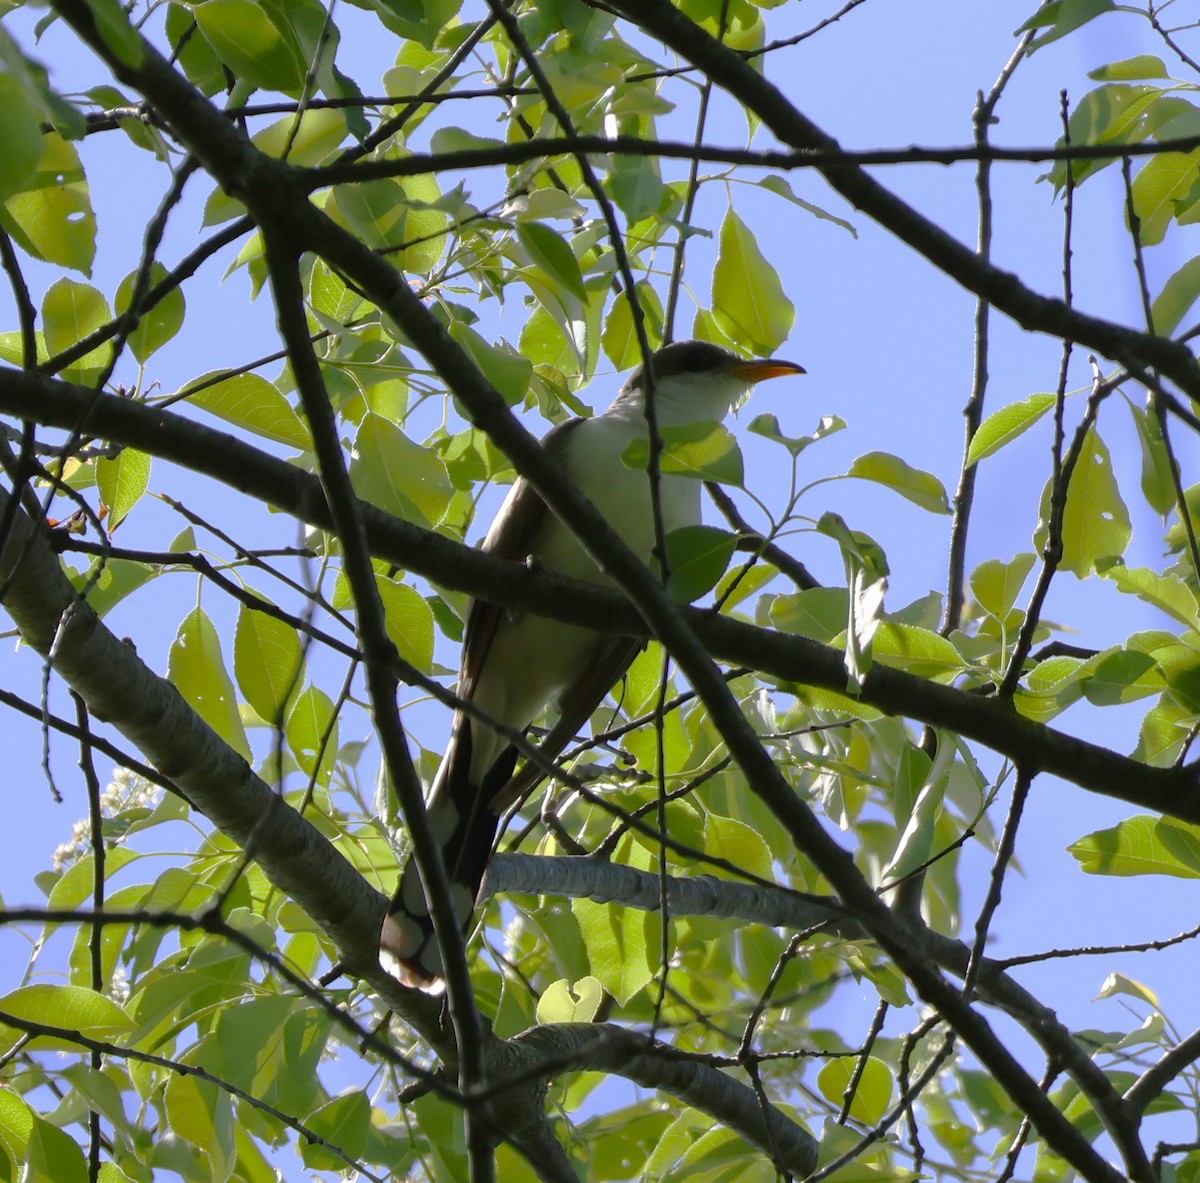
[818,512,889,687]
[1070,815,1200,878]
[1035,426,1131,577]
[116,263,186,364]
[96,448,151,530]
[168,607,251,759]
[0,133,95,273]
[182,372,312,448]
[351,413,454,527]
[817,1056,894,1126]
[846,450,951,513]
[42,277,112,379]
[535,977,604,1024]
[967,393,1055,465]
[970,553,1036,620]
[234,602,305,723]
[712,207,794,352]
[286,685,339,785]
[195,0,306,93]
[622,420,743,485]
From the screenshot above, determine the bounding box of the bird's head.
[615,339,805,424]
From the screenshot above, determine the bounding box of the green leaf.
[164,1072,234,1181]
[195,0,306,93]
[1088,54,1169,81]
[300,1091,371,1171]
[1037,426,1131,577]
[351,413,454,527]
[286,685,338,785]
[622,420,744,485]
[23,1115,87,1183]
[448,322,532,404]
[96,448,151,530]
[572,837,659,1004]
[0,73,45,201]
[168,607,251,759]
[331,172,449,274]
[704,811,773,879]
[0,984,133,1037]
[967,393,1055,465]
[768,587,849,644]
[1099,979,1163,1018]
[817,1056,894,1126]
[1049,85,1185,190]
[711,207,794,352]
[1,133,96,273]
[1021,0,1116,51]
[664,524,736,602]
[42,277,113,379]
[609,153,665,223]
[1101,563,1200,630]
[0,28,86,140]
[748,411,844,457]
[205,110,347,223]
[756,174,858,235]
[846,450,950,513]
[970,553,1036,619]
[572,896,659,1006]
[871,623,967,682]
[1080,649,1162,705]
[234,602,304,723]
[601,285,664,371]
[116,262,186,363]
[1134,695,1194,766]
[377,576,435,672]
[1129,402,1176,516]
[85,0,145,67]
[535,977,604,1025]
[817,512,889,688]
[182,372,312,448]
[1132,148,1200,246]
[517,221,587,302]
[1069,815,1200,878]
[1149,255,1200,337]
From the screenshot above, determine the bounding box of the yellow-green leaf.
[847,450,950,513]
[168,607,251,759]
[711,207,793,353]
[42,277,112,379]
[182,372,311,448]
[967,393,1055,465]
[96,448,151,530]
[1037,426,1131,577]
[0,984,133,1037]
[1,133,96,273]
[234,602,304,723]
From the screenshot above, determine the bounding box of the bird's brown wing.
[381,418,590,983]
[489,634,644,813]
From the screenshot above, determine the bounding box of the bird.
[381,339,805,983]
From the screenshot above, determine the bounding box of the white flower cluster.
[51,767,163,870]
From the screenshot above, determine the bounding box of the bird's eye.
[686,344,719,371]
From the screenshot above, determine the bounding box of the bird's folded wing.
[489,634,644,813]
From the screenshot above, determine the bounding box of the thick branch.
[501,1023,818,1178]
[4,371,1196,827]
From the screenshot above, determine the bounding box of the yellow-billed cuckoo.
[382,340,804,982]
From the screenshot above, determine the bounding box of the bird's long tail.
[380,720,518,983]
